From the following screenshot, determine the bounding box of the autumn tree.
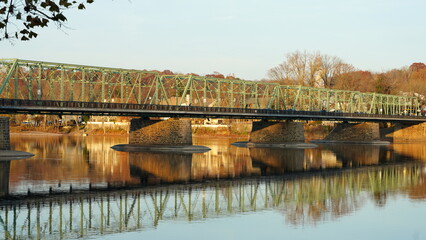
[205,71,225,79]
[375,74,392,94]
[407,62,426,100]
[332,71,375,92]
[409,62,426,72]
[0,0,94,41]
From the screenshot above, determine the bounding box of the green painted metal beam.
[0,59,421,115]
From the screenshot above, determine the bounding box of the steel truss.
[0,59,420,115]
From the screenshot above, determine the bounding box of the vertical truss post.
[81,69,85,102]
[178,75,192,106]
[202,78,207,107]
[174,76,179,105]
[120,73,124,103]
[60,66,65,101]
[292,86,302,110]
[326,90,330,111]
[254,84,259,108]
[243,83,247,108]
[101,71,106,102]
[229,81,234,108]
[267,86,278,109]
[216,81,221,107]
[369,93,376,114]
[137,74,142,104]
[14,65,19,99]
[37,65,42,100]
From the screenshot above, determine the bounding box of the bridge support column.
[249,121,305,143]
[0,161,10,197]
[0,117,10,150]
[386,122,426,142]
[324,122,380,142]
[129,118,192,145]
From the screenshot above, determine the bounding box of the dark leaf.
[29,31,38,38]
[49,3,60,12]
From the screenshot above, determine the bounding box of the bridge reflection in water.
[0,164,423,240]
[2,136,426,239]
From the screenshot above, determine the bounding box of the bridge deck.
[0,98,425,123]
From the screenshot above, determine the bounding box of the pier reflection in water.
[1,135,426,239]
[0,161,10,197]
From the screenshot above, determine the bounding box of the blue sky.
[1,0,425,80]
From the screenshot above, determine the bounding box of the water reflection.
[0,164,423,240]
[391,143,426,162]
[319,144,382,167]
[8,135,131,194]
[5,135,426,196]
[0,161,10,197]
[3,135,426,239]
[248,144,411,175]
[130,152,193,183]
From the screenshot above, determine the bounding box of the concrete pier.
[129,118,192,145]
[249,121,305,143]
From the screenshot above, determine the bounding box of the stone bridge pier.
[129,118,192,145]
[323,122,380,142]
[249,120,305,143]
[0,117,10,197]
[383,122,426,142]
[0,117,10,150]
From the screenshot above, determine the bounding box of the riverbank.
[9,121,334,139]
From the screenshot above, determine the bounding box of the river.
[1,135,426,240]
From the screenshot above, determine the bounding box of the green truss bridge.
[0,59,424,122]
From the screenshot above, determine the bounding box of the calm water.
[1,135,426,240]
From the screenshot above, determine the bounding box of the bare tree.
[317,55,354,88]
[268,51,352,88]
